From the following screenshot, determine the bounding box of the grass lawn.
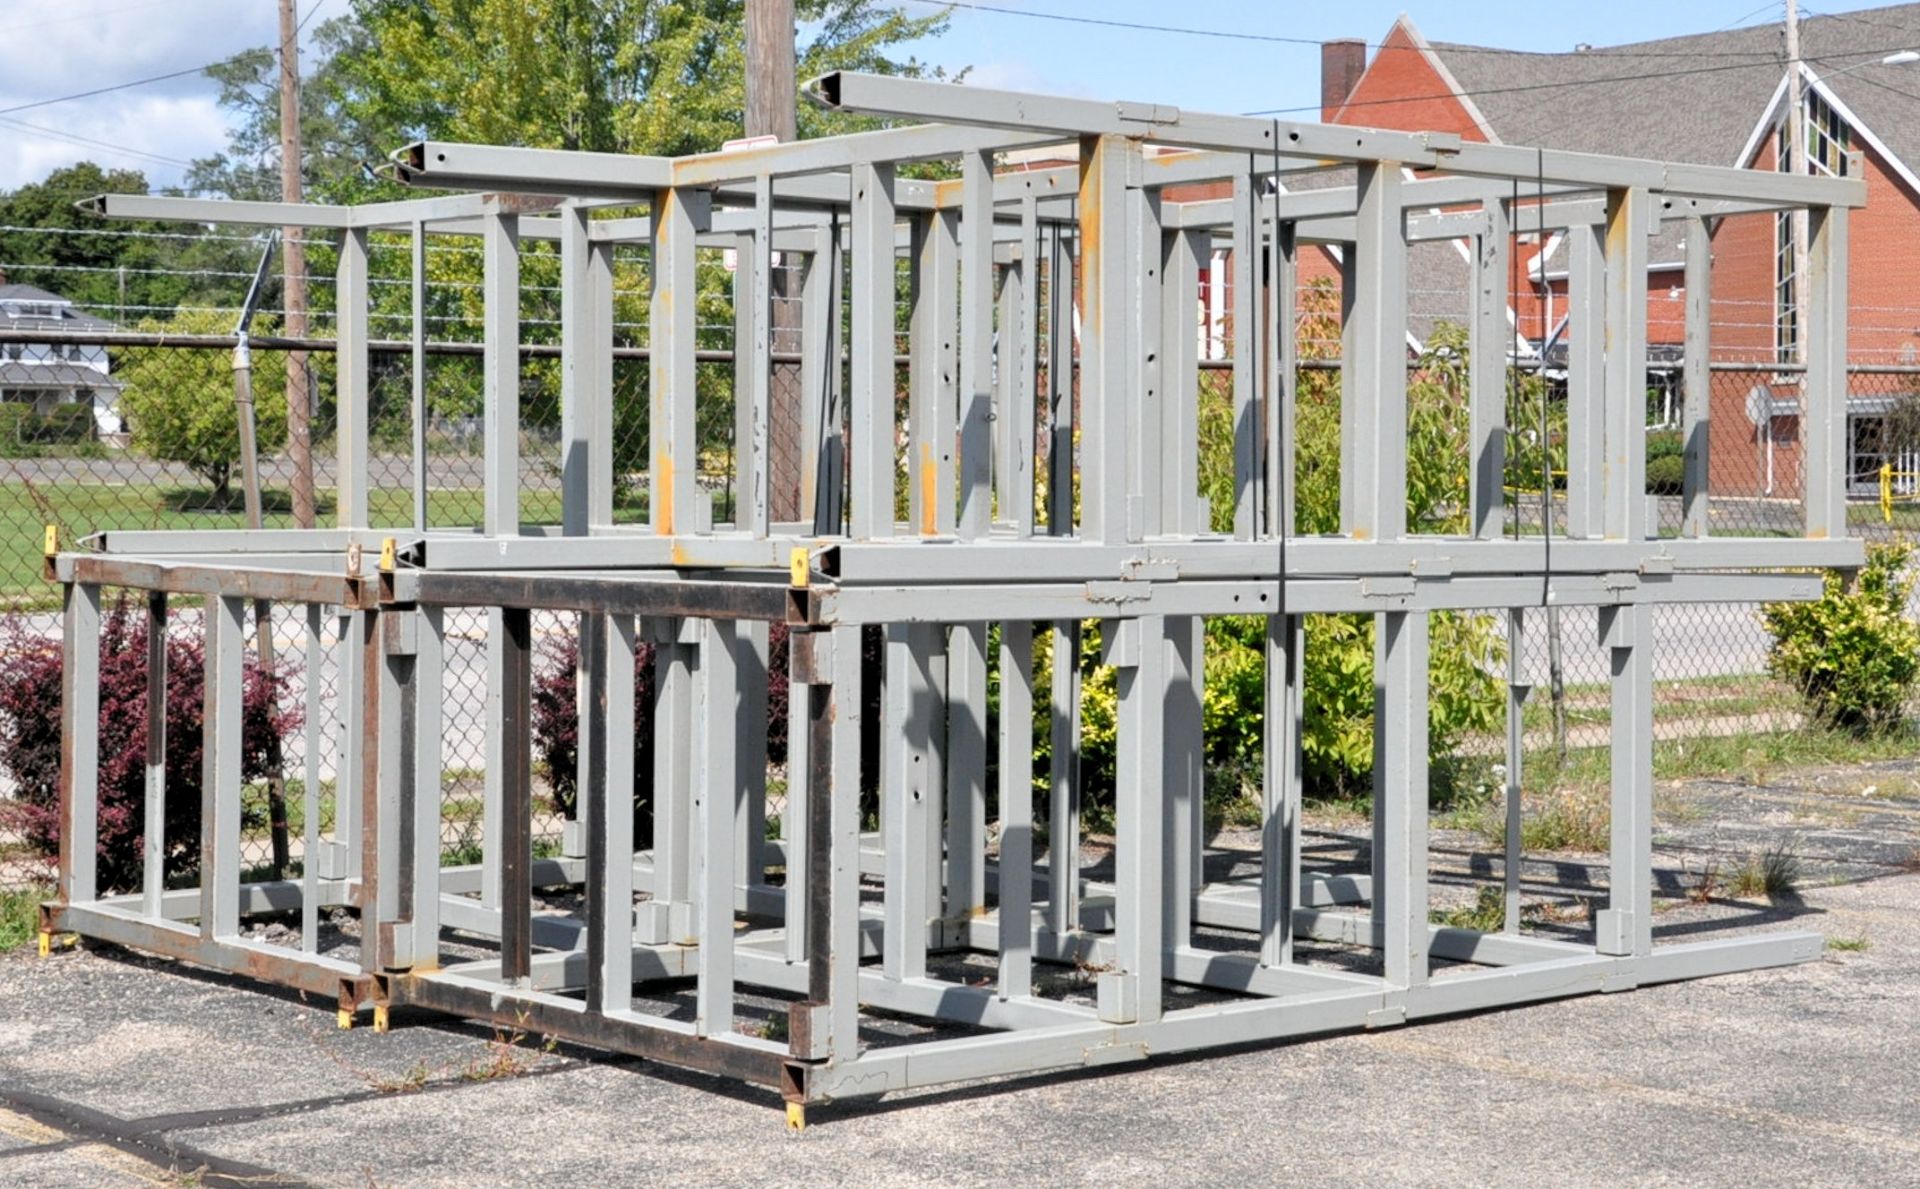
[0,483,583,603]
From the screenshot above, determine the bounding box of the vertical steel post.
[1804,203,1849,539]
[882,624,931,981]
[1349,163,1408,542]
[562,204,612,536]
[735,623,770,901]
[141,591,166,917]
[410,219,428,532]
[59,581,101,906]
[1470,197,1511,540]
[1603,187,1650,542]
[1046,223,1075,536]
[651,187,709,536]
[200,595,245,940]
[1231,168,1260,540]
[335,226,370,529]
[1269,218,1297,539]
[375,611,409,969]
[589,614,637,1014]
[301,604,322,953]
[1012,195,1040,533]
[946,623,988,921]
[1596,604,1653,957]
[958,150,995,540]
[412,607,444,968]
[1681,215,1711,538]
[1078,135,1143,543]
[695,619,739,1036]
[1045,219,1080,936]
[1504,607,1529,934]
[1565,225,1607,539]
[1161,229,1205,533]
[783,629,810,965]
[998,619,1034,999]
[1100,616,1164,1025]
[1163,615,1203,948]
[338,609,365,885]
[824,626,864,1055]
[909,209,960,536]
[1260,615,1303,966]
[641,622,695,944]
[849,160,897,540]
[482,206,520,537]
[498,606,533,984]
[743,174,775,536]
[1375,610,1430,989]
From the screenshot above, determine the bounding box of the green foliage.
[1645,454,1685,495]
[1728,843,1801,900]
[0,162,254,318]
[1646,429,1685,494]
[1763,540,1920,734]
[1431,885,1506,932]
[0,886,47,954]
[0,405,101,459]
[119,311,289,499]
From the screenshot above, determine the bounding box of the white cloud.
[0,0,327,191]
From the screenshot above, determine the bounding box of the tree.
[119,310,289,503]
[0,162,250,319]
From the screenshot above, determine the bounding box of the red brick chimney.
[1321,39,1367,121]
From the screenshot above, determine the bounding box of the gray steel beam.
[1682,215,1711,538]
[849,161,897,540]
[1565,223,1607,540]
[1603,188,1651,542]
[1804,204,1850,540]
[651,188,708,536]
[958,150,996,540]
[336,227,371,529]
[1469,197,1511,539]
[482,208,520,536]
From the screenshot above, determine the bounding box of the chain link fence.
[4,309,1918,891]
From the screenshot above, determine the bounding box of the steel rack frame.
[40,72,1863,1125]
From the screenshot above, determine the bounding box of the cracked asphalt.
[0,864,1915,1187]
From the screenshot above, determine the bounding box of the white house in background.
[0,280,124,435]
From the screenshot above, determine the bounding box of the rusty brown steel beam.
[386,571,793,621]
[375,973,790,1089]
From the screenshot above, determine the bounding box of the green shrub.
[1646,428,1685,462]
[1645,453,1685,495]
[1763,540,1920,734]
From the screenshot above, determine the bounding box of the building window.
[1773,90,1850,364]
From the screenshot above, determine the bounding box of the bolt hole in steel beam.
[41,71,1861,1113]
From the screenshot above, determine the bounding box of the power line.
[0,114,196,170]
[916,0,1785,58]
[0,62,222,118]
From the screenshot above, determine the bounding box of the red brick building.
[1315,7,1920,497]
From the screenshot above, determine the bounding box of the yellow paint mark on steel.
[785,1102,807,1132]
[379,537,397,572]
[42,523,57,556]
[657,455,675,535]
[919,442,937,535]
[790,547,810,588]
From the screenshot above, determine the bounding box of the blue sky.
[0,0,1911,192]
[882,1,1866,116]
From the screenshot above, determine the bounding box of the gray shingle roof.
[1423,4,1920,173]
[0,361,121,390]
[0,283,120,333]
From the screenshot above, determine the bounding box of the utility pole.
[281,0,315,528]
[746,0,802,519]
[746,0,798,142]
[1785,0,1809,364]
